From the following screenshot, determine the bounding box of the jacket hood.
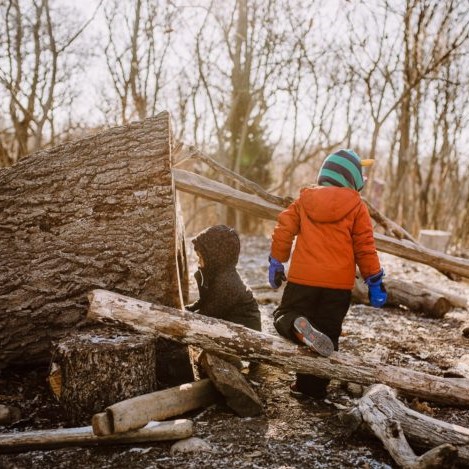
[192,225,240,272]
[299,186,362,223]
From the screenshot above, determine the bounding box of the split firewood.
[354,384,468,466]
[92,379,220,436]
[87,289,469,407]
[199,352,263,417]
[173,169,469,279]
[0,419,193,453]
[0,112,191,374]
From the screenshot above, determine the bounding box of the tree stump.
[0,112,192,383]
[418,229,451,253]
[50,329,158,425]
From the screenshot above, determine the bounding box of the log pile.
[87,289,469,407]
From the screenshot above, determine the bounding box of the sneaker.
[293,316,334,357]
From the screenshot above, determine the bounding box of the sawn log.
[87,289,469,406]
[0,112,188,368]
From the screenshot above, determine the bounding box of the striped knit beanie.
[317,149,366,192]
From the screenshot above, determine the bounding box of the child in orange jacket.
[269,149,387,398]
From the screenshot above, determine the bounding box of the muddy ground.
[1,235,469,468]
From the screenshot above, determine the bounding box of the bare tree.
[100,0,175,125]
[0,0,102,165]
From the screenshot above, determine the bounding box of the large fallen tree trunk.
[352,384,469,466]
[87,289,469,407]
[0,419,193,453]
[173,169,469,279]
[0,112,190,369]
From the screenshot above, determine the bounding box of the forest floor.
[1,235,469,468]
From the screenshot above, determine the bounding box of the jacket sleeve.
[270,198,301,262]
[352,201,381,279]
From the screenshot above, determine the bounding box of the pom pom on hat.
[317,149,373,192]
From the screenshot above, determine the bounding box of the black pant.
[273,282,351,397]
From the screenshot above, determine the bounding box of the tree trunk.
[0,419,193,453]
[0,112,188,369]
[50,328,158,425]
[173,169,469,278]
[356,384,468,466]
[87,289,469,407]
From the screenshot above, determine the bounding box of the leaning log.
[92,379,220,436]
[356,384,469,466]
[173,169,469,279]
[0,419,193,453]
[87,289,469,406]
[0,112,189,369]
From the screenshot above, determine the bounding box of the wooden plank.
[87,289,469,406]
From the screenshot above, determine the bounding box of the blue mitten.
[364,269,387,307]
[269,256,286,289]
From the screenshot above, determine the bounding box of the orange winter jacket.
[271,186,381,290]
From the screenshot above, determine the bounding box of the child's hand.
[364,269,387,307]
[269,256,286,289]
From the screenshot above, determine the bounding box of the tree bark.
[87,289,469,407]
[50,329,158,425]
[0,419,193,453]
[173,169,469,279]
[357,384,468,466]
[0,112,188,368]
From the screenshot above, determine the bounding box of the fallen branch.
[173,169,469,279]
[362,196,418,243]
[0,419,193,453]
[92,379,220,436]
[356,384,468,466]
[87,289,469,406]
[175,143,291,208]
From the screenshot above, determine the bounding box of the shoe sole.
[293,317,334,357]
